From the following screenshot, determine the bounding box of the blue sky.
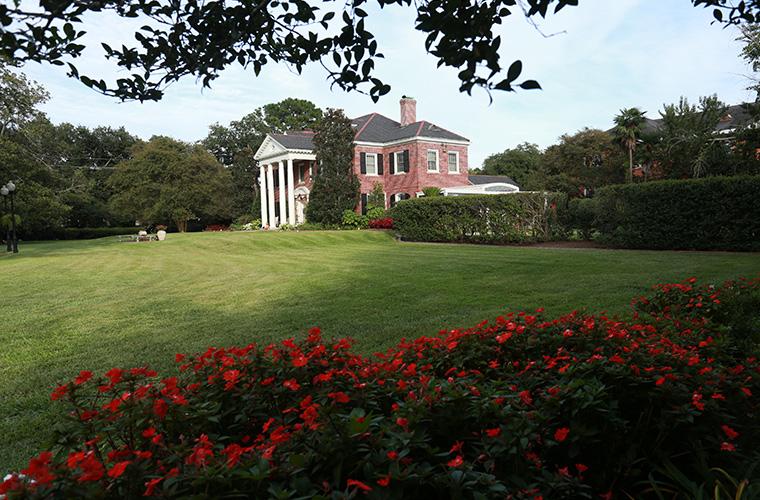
[21,0,755,168]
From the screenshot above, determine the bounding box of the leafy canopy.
[2,1,752,102]
[306,109,359,225]
[203,98,323,219]
[109,136,234,231]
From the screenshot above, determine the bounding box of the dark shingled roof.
[352,113,469,143]
[270,113,468,150]
[469,175,519,188]
[270,132,315,150]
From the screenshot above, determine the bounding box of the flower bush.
[368,217,393,229]
[203,224,229,232]
[2,278,759,499]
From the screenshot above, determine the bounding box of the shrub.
[369,217,394,229]
[341,209,368,229]
[3,278,758,499]
[421,186,442,197]
[593,176,760,250]
[558,197,596,240]
[59,227,141,240]
[366,206,385,220]
[391,193,563,244]
[204,224,229,232]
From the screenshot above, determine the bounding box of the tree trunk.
[175,219,188,232]
[628,147,633,183]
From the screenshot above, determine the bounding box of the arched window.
[389,193,411,208]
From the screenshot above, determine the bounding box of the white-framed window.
[427,150,439,172]
[393,151,407,175]
[298,164,307,182]
[447,151,460,173]
[365,153,378,175]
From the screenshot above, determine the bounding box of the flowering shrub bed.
[368,217,393,229]
[203,224,229,232]
[2,278,759,499]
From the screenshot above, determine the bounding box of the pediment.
[254,135,287,160]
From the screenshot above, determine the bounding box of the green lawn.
[0,230,758,470]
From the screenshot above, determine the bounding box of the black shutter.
[403,150,410,173]
[377,154,384,175]
[389,152,395,173]
[361,193,368,215]
[360,152,366,174]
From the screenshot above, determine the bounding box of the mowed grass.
[1,230,758,470]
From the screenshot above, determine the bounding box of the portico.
[254,134,317,228]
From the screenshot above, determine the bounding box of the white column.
[287,158,296,225]
[278,161,286,227]
[266,163,276,228]
[259,166,268,228]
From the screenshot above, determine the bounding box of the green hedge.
[593,176,760,251]
[59,227,140,240]
[390,193,563,243]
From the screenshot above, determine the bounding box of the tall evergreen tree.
[306,109,359,225]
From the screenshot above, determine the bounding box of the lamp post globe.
[6,181,15,192]
[0,186,7,196]
[4,181,18,254]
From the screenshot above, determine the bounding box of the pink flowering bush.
[2,278,759,499]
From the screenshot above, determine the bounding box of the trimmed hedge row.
[59,227,140,240]
[593,176,760,251]
[390,193,563,244]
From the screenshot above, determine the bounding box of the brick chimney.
[400,96,416,126]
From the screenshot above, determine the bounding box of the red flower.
[721,425,739,440]
[396,417,409,429]
[108,461,131,479]
[721,441,736,452]
[485,428,501,438]
[153,398,169,418]
[387,450,399,460]
[377,475,391,487]
[575,463,589,473]
[75,370,93,385]
[22,451,55,485]
[292,355,308,367]
[447,455,464,468]
[307,327,322,343]
[741,387,752,397]
[223,369,241,390]
[283,378,301,391]
[51,384,69,401]
[347,478,373,492]
[554,427,569,442]
[449,441,464,454]
[519,390,533,406]
[144,477,163,496]
[328,391,350,403]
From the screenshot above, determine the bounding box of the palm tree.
[613,108,646,182]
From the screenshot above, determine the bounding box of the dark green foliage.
[558,197,596,240]
[203,99,323,218]
[306,109,359,225]
[481,142,543,188]
[367,182,385,209]
[390,193,562,244]
[593,176,760,250]
[109,137,234,232]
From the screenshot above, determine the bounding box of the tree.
[13,1,753,102]
[738,24,760,99]
[109,137,234,231]
[0,65,49,137]
[655,95,727,178]
[481,142,543,188]
[306,109,359,225]
[612,108,646,182]
[203,99,323,219]
[542,128,626,196]
[367,182,386,209]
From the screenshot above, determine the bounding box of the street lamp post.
[0,186,10,252]
[2,182,18,254]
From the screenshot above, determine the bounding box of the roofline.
[354,136,470,147]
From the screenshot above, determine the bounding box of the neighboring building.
[253,97,519,227]
[635,103,757,137]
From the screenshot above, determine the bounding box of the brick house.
[253,97,519,227]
